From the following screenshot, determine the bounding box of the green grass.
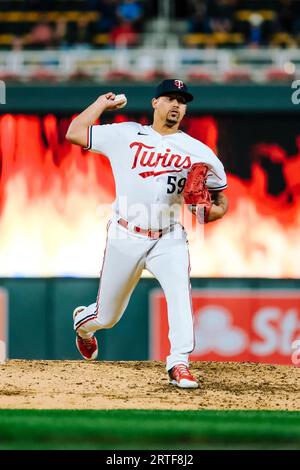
[0,410,299,449]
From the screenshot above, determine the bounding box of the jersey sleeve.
[206,150,227,191]
[84,123,120,159]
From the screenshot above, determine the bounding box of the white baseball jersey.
[75,120,227,372]
[85,122,227,229]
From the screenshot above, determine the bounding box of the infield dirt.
[0,360,299,410]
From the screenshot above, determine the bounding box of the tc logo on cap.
[174,80,184,89]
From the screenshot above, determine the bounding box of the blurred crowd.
[1,0,145,50]
[1,0,300,49]
[184,0,300,47]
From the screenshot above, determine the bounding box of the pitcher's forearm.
[66,92,120,146]
[65,98,107,146]
[72,98,107,128]
[207,191,228,222]
[207,203,226,221]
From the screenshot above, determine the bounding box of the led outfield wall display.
[0,112,299,277]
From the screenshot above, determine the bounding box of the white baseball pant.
[73,218,195,371]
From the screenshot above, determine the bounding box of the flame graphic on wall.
[0,114,115,276]
[1,113,300,277]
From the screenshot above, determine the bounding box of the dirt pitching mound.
[0,360,299,410]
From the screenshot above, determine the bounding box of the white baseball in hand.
[113,94,127,109]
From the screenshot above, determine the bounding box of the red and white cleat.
[73,306,98,361]
[168,364,198,389]
[75,334,98,361]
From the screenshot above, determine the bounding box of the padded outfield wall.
[3,82,300,112]
[0,277,300,364]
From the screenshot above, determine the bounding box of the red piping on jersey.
[83,125,92,151]
[208,184,227,191]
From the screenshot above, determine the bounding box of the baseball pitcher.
[66,79,228,388]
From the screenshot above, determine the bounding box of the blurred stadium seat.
[187,69,214,83]
[265,67,295,82]
[104,69,134,81]
[223,69,253,82]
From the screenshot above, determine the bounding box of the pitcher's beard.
[166,116,178,127]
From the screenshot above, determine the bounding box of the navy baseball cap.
[154,79,193,103]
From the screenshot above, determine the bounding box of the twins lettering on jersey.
[130,141,191,179]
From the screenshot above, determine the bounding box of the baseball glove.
[183,163,212,223]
